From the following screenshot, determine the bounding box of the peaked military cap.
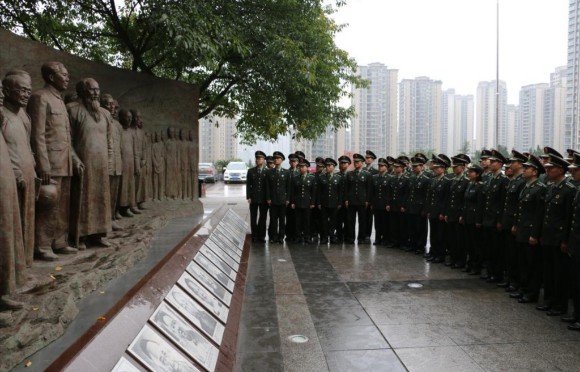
[453,153,471,164]
[266,155,274,163]
[338,155,351,164]
[411,156,426,166]
[365,150,377,160]
[523,154,545,174]
[386,156,396,165]
[432,154,449,168]
[316,157,325,167]
[273,151,285,160]
[295,150,306,159]
[489,149,508,164]
[298,158,310,167]
[566,149,580,162]
[480,149,492,159]
[288,153,299,161]
[378,158,388,166]
[325,157,337,166]
[542,146,563,159]
[397,155,410,164]
[544,154,570,169]
[255,150,266,158]
[392,159,406,167]
[353,153,365,162]
[414,152,429,163]
[510,150,527,163]
[467,164,484,175]
[568,153,580,169]
[438,154,452,166]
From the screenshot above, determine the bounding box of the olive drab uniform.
[311,169,325,241]
[426,174,450,261]
[291,172,317,243]
[501,173,526,287]
[386,173,409,248]
[336,169,349,243]
[446,173,469,267]
[317,171,343,243]
[285,166,300,242]
[345,169,372,243]
[370,172,389,245]
[246,164,269,242]
[266,166,291,242]
[514,179,546,301]
[461,181,485,272]
[566,188,580,322]
[364,164,379,240]
[481,172,509,281]
[407,172,431,254]
[540,179,575,312]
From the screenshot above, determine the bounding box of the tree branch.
[199,78,239,119]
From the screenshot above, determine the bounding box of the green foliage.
[214,158,242,172]
[1,0,366,144]
[529,145,543,156]
[457,141,471,156]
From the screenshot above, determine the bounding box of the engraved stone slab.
[164,286,225,345]
[199,246,237,281]
[128,325,200,372]
[186,261,232,306]
[192,253,235,292]
[203,241,239,271]
[177,272,229,323]
[150,302,219,371]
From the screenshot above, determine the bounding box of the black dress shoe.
[496,282,509,288]
[480,275,489,280]
[320,239,328,244]
[509,292,524,299]
[444,261,453,267]
[505,286,518,293]
[518,296,537,304]
[547,310,565,317]
[561,316,578,323]
[278,238,284,244]
[269,239,276,244]
[568,322,580,331]
[469,271,481,276]
[486,277,500,283]
[346,240,355,244]
[432,257,444,263]
[461,267,470,272]
[536,304,551,311]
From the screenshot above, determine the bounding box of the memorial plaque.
[216,222,243,247]
[150,303,219,372]
[203,241,239,271]
[186,261,232,305]
[220,216,245,234]
[213,227,243,253]
[208,233,240,261]
[111,356,141,372]
[177,272,229,323]
[222,213,246,232]
[128,325,200,372]
[165,286,225,345]
[193,253,235,292]
[199,246,236,281]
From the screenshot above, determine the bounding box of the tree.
[457,141,471,156]
[1,0,366,144]
[214,158,242,173]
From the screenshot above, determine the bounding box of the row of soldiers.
[0,61,195,311]
[246,147,580,331]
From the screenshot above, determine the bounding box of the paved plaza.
[205,183,580,372]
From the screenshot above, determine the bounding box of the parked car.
[223,162,248,184]
[198,162,217,183]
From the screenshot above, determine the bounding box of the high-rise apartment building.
[567,0,580,149]
[198,116,238,163]
[551,66,568,151]
[518,83,550,152]
[475,81,507,150]
[398,77,443,154]
[351,63,398,154]
[441,89,474,155]
[507,104,520,151]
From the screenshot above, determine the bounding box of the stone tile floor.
[235,241,580,372]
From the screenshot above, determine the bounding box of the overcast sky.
[331,0,568,104]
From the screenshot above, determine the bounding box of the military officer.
[266,151,291,243]
[510,155,546,304]
[247,151,269,243]
[291,158,316,244]
[480,150,509,282]
[285,153,300,242]
[345,153,372,244]
[335,155,351,243]
[537,155,575,316]
[425,155,451,263]
[317,158,343,244]
[539,147,562,185]
[386,158,409,248]
[445,155,470,268]
[460,164,485,274]
[266,155,275,169]
[364,150,378,240]
[311,156,326,242]
[565,153,580,330]
[500,150,527,291]
[407,156,431,254]
[370,158,390,245]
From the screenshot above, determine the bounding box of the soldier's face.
[256,157,265,166]
[354,160,363,169]
[412,164,422,174]
[290,159,298,168]
[365,156,373,165]
[489,160,502,172]
[570,167,580,181]
[274,157,283,166]
[394,165,404,174]
[339,162,348,172]
[452,165,464,175]
[378,164,387,173]
[467,170,478,181]
[326,164,335,173]
[522,166,536,180]
[267,161,275,168]
[480,158,490,169]
[545,166,563,181]
[300,164,308,174]
[433,166,445,176]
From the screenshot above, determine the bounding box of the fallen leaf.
[24,361,32,367]
[49,275,56,280]
[55,266,62,271]
[96,316,106,321]
[31,307,39,311]
[99,291,105,294]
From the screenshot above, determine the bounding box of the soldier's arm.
[285,171,291,204]
[531,186,546,239]
[310,177,317,206]
[245,169,252,200]
[562,185,576,245]
[496,177,509,224]
[476,184,484,225]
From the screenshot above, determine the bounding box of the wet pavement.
[209,184,580,372]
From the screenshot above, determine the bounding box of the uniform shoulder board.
[565,181,577,190]
[536,182,547,189]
